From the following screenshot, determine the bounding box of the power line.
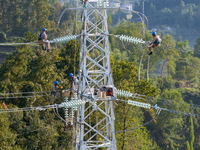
[0,91,51,96]
[53,104,67,123]
[0,95,48,99]
[112,98,200,134]
[154,98,200,110]
[117,98,200,117]
[115,108,161,133]
[159,107,199,117]
[0,127,50,141]
[0,99,84,114]
[129,93,200,108]
[1,87,199,111]
[0,95,198,139]
[0,104,59,113]
[99,107,161,134]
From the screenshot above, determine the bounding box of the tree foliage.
[1,1,200,149]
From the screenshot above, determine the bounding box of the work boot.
[42,46,46,50]
[148,52,153,55]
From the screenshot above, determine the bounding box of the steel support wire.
[78,90,200,110]
[0,104,63,113]
[138,46,145,81]
[0,127,50,141]
[159,107,200,117]
[128,92,200,108]
[118,98,200,117]
[130,95,200,111]
[99,108,161,134]
[53,104,67,123]
[0,95,48,99]
[153,104,200,117]
[0,91,51,96]
[0,40,56,46]
[115,108,161,133]
[0,42,42,46]
[151,97,200,109]
[147,55,150,82]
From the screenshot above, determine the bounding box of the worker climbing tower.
[76,0,117,149]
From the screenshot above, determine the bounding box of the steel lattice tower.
[75,0,117,149]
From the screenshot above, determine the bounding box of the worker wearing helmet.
[68,73,77,87]
[67,73,78,96]
[38,28,51,52]
[50,81,61,104]
[148,32,161,55]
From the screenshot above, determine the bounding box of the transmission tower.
[75,0,117,149]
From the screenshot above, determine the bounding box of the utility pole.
[142,0,145,38]
[141,0,150,81]
[75,0,117,149]
[138,0,145,81]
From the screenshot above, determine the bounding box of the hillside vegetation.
[0,0,200,149]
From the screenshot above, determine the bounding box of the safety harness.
[51,85,58,96]
[38,33,46,50]
[38,33,43,41]
[154,38,161,46]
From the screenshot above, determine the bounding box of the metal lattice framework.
[75,0,117,149]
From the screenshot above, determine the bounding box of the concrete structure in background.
[110,1,120,7]
[58,0,70,5]
[122,3,133,10]
[126,14,133,20]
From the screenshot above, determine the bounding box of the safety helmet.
[54,81,59,85]
[69,73,73,78]
[42,28,47,31]
[152,32,156,35]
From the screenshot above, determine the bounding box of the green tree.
[20,111,58,150]
[149,89,189,149]
[0,31,7,42]
[189,116,194,150]
[57,40,80,76]
[0,106,19,150]
[112,60,160,150]
[186,141,190,150]
[194,36,200,58]
[147,3,157,24]
[159,7,173,25]
[155,34,179,79]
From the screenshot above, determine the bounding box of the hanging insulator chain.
[73,93,78,111]
[53,35,76,43]
[128,100,151,109]
[64,97,69,120]
[116,89,131,98]
[61,99,85,108]
[70,107,74,125]
[119,35,144,44]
